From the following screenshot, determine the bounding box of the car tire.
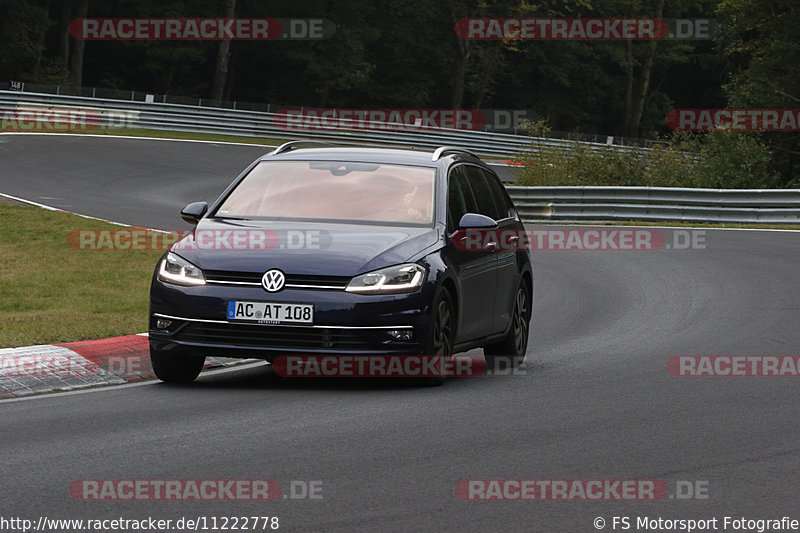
[150,349,205,384]
[483,280,531,374]
[419,289,456,387]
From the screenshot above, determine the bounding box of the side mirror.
[458,212,497,229]
[180,202,208,225]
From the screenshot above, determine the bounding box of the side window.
[447,165,477,232]
[464,166,503,220]
[482,169,515,220]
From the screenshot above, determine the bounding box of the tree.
[623,0,664,136]
[58,0,70,68]
[718,0,800,184]
[69,0,88,86]
[31,0,52,81]
[210,0,236,104]
[0,0,51,81]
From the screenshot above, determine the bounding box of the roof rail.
[270,140,336,156]
[431,146,480,162]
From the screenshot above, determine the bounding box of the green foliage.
[0,0,718,123]
[717,0,800,184]
[0,0,51,79]
[694,130,780,188]
[515,120,779,188]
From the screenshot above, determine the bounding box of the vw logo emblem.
[261,269,286,292]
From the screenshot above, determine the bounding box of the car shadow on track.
[166,357,509,392]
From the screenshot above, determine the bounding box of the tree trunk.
[210,0,237,104]
[451,40,469,109]
[32,0,51,82]
[59,0,71,68]
[316,85,330,107]
[223,61,235,102]
[69,0,88,87]
[447,0,472,109]
[621,40,634,136]
[628,0,664,136]
[472,46,499,109]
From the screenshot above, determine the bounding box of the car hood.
[170,218,441,276]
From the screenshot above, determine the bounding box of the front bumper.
[148,279,435,361]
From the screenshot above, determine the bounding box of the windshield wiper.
[213,215,252,220]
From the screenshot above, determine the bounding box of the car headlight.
[157,252,206,286]
[345,263,425,294]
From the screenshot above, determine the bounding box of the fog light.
[156,319,172,329]
[387,329,413,341]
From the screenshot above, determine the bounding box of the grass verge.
[5,126,287,146]
[0,200,164,348]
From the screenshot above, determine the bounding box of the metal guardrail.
[2,91,798,225]
[6,81,660,144]
[0,90,644,158]
[507,186,800,224]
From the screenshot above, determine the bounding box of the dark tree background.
[1,0,797,182]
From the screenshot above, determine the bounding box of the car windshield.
[214,160,436,225]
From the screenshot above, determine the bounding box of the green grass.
[0,201,165,348]
[36,126,287,146]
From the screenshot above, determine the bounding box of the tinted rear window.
[465,166,504,220]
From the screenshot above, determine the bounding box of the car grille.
[204,270,349,290]
[174,322,373,350]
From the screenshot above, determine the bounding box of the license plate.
[227,301,314,325]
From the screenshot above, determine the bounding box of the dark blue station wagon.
[149,142,533,384]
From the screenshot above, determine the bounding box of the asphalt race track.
[0,134,269,230]
[0,134,517,230]
[2,134,800,531]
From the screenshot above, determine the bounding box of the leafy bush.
[514,120,780,188]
